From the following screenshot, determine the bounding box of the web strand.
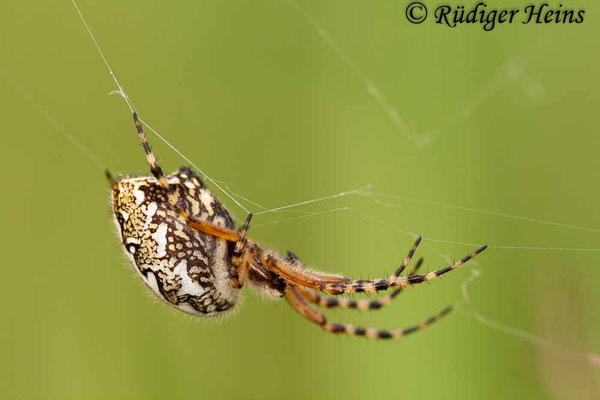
[0,68,105,172]
[415,239,599,369]
[348,209,600,252]
[372,192,600,235]
[459,270,600,368]
[254,184,371,216]
[135,116,251,214]
[70,0,134,114]
[252,207,350,229]
[285,0,430,148]
[71,0,252,215]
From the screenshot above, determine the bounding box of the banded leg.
[233,214,253,255]
[231,242,258,289]
[261,240,487,295]
[259,236,422,289]
[131,112,242,243]
[285,284,452,339]
[297,258,425,311]
[252,251,352,286]
[230,214,254,288]
[394,236,421,277]
[285,251,353,284]
[132,112,171,194]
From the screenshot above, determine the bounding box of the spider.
[110,112,487,339]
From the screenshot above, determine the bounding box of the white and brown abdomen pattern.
[112,167,239,316]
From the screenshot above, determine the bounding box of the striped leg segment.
[130,112,244,242]
[296,285,402,311]
[285,284,452,339]
[285,251,354,284]
[231,214,254,288]
[262,241,487,295]
[257,250,352,286]
[231,242,258,289]
[297,258,425,311]
[259,237,422,290]
[394,236,421,277]
[234,214,253,254]
[255,237,423,290]
[132,112,170,191]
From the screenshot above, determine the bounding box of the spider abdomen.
[112,167,239,316]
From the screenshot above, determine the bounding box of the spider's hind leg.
[285,284,451,339]
[296,258,425,311]
[132,112,171,191]
[261,237,486,295]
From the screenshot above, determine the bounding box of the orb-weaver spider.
[110,112,487,339]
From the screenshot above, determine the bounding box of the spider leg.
[296,258,425,311]
[231,242,258,289]
[181,213,240,241]
[295,285,401,311]
[230,214,254,288]
[285,284,452,339]
[132,113,171,192]
[228,213,255,287]
[408,257,425,277]
[105,169,115,186]
[234,214,253,254]
[260,238,486,295]
[130,112,242,242]
[394,236,421,277]
[284,251,353,284]
[262,236,421,288]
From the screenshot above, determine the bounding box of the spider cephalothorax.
[110,112,486,339]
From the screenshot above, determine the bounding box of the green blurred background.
[1,0,599,398]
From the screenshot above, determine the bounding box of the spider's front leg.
[259,237,487,295]
[295,258,425,311]
[258,236,422,291]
